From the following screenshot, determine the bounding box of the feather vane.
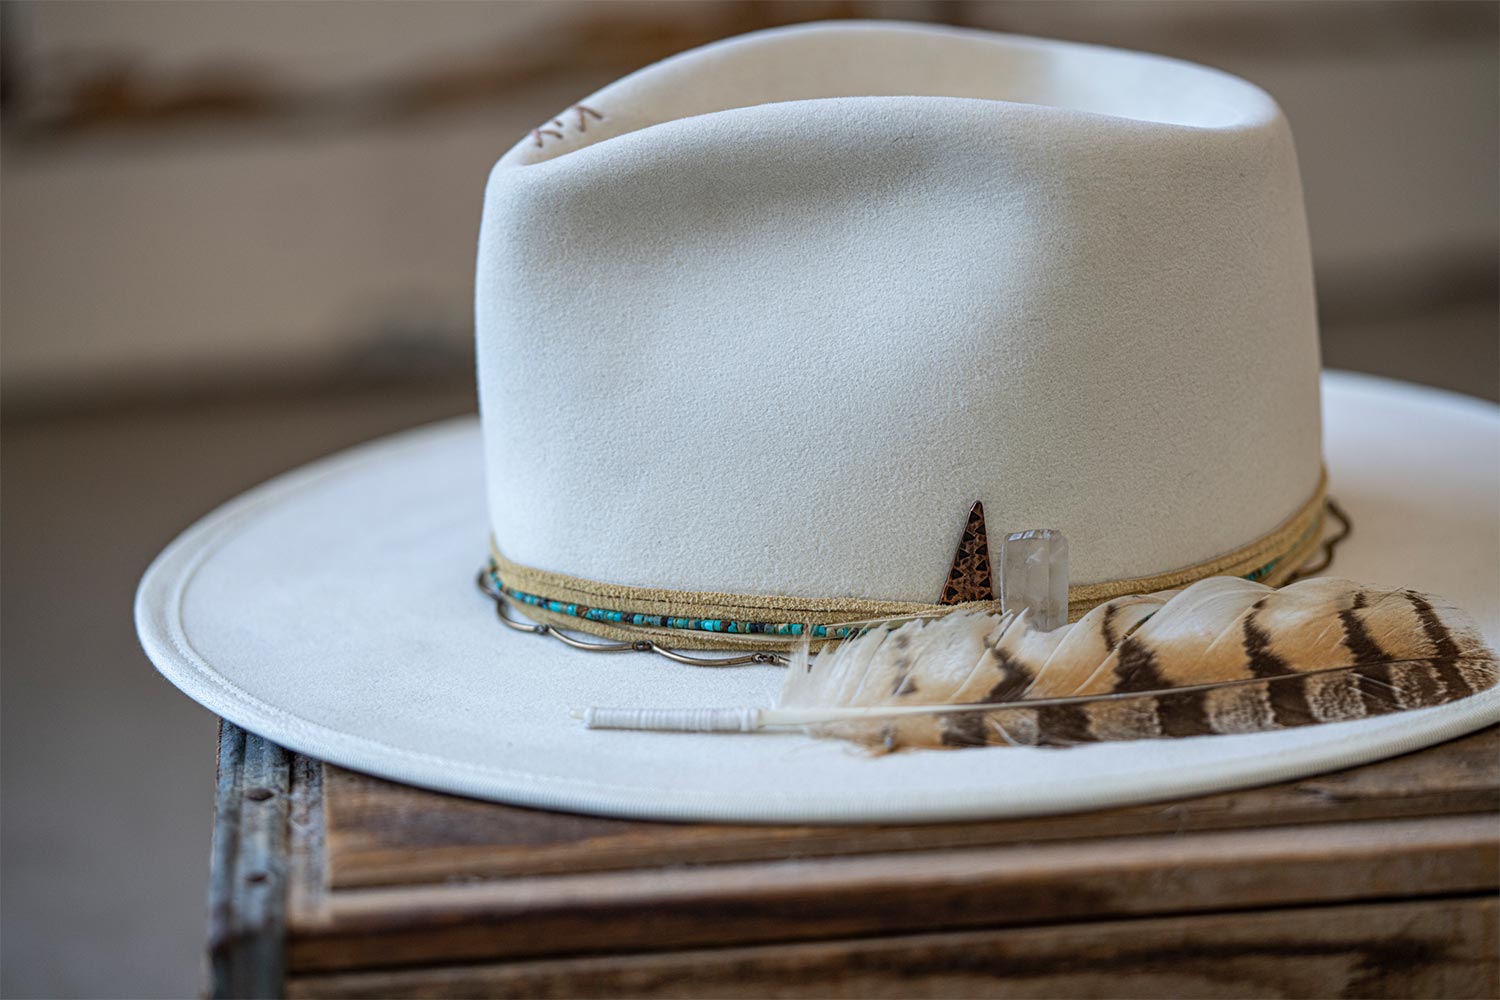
[778,577,1497,750]
[578,576,1498,750]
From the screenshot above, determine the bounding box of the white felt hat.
[137,22,1500,823]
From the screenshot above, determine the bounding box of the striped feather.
[778,577,1498,750]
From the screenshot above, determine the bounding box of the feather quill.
[579,577,1498,750]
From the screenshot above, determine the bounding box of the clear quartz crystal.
[1000,529,1070,632]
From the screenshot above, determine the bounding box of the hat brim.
[135,372,1500,823]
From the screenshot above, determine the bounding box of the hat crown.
[476,22,1322,600]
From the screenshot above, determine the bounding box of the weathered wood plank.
[209,721,292,999]
[287,812,1499,973]
[287,750,328,930]
[321,727,1500,888]
[285,895,1500,999]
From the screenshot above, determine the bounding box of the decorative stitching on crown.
[531,105,604,148]
[573,104,602,130]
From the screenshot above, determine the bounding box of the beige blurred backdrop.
[1,2,1496,997]
[3,0,1497,407]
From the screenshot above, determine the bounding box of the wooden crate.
[210,721,1500,999]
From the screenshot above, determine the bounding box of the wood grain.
[321,726,1500,887]
[210,723,291,999]
[231,724,1500,994]
[286,896,1499,999]
[288,812,1498,972]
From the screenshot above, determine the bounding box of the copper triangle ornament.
[939,501,995,604]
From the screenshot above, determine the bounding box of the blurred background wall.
[1,3,1496,998]
[2,0,1497,410]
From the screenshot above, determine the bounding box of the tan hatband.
[488,473,1328,651]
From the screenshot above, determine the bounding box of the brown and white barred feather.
[778,577,1499,751]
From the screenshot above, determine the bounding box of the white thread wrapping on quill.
[582,706,762,732]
